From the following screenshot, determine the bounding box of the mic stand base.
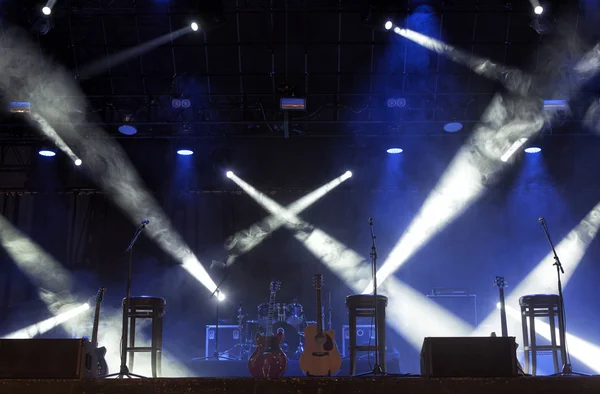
[550,364,591,377]
[102,365,146,379]
[192,352,237,361]
[354,362,411,377]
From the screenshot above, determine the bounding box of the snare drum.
[285,302,305,326]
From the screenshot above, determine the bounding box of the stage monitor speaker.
[0,338,96,379]
[420,337,518,378]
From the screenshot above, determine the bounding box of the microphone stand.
[539,218,588,376]
[356,218,386,376]
[103,220,149,379]
[193,272,236,361]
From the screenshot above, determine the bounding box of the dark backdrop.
[0,134,599,374]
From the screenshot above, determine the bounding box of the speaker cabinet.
[421,337,518,377]
[0,338,96,379]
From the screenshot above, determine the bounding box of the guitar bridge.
[311,352,329,357]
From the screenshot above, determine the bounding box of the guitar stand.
[306,371,332,377]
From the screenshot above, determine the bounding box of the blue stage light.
[387,148,403,154]
[38,149,56,157]
[524,147,541,154]
[177,149,194,156]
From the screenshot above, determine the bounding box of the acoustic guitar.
[91,287,109,377]
[299,274,342,376]
[247,280,288,377]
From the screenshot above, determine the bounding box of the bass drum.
[271,321,301,359]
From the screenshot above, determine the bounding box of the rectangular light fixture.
[280,97,306,111]
[9,102,31,113]
[543,99,569,111]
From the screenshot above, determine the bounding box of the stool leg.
[129,313,136,372]
[151,313,157,378]
[349,309,357,376]
[156,312,164,377]
[549,308,559,373]
[557,303,567,368]
[377,307,386,372]
[529,311,537,376]
[521,307,530,374]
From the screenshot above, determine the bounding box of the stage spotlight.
[74,159,82,166]
[42,6,51,15]
[118,125,137,135]
[38,149,56,157]
[384,21,393,30]
[534,5,544,15]
[217,293,226,302]
[524,147,541,154]
[387,148,403,154]
[177,149,194,156]
[226,171,233,178]
[191,22,199,31]
[344,171,352,178]
[444,122,463,133]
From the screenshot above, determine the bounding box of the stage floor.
[1,376,599,394]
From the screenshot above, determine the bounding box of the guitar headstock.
[313,274,323,289]
[269,280,281,293]
[96,287,106,303]
[494,276,506,289]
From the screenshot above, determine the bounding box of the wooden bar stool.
[123,296,166,378]
[519,294,565,375]
[345,294,388,375]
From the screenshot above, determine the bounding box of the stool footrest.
[523,345,561,351]
[353,346,378,351]
[127,347,162,352]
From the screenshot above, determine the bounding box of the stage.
[1,376,599,394]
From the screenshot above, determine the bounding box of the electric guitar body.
[247,280,288,377]
[299,274,342,376]
[92,346,109,376]
[248,330,288,378]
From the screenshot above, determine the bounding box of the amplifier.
[426,294,478,326]
[0,338,96,379]
[420,336,518,377]
[205,325,242,358]
[341,325,375,358]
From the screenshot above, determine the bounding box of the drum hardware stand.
[193,273,236,361]
[103,219,149,379]
[355,218,407,377]
[539,218,589,377]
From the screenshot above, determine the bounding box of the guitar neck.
[266,291,276,336]
[316,287,323,335]
[499,287,508,337]
[91,303,101,348]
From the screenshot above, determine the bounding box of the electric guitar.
[91,287,109,377]
[494,276,524,374]
[299,274,342,376]
[248,280,287,377]
[494,276,508,337]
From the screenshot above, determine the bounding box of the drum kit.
[236,299,315,360]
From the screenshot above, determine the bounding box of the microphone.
[141,219,150,225]
[538,217,544,223]
[369,217,373,225]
